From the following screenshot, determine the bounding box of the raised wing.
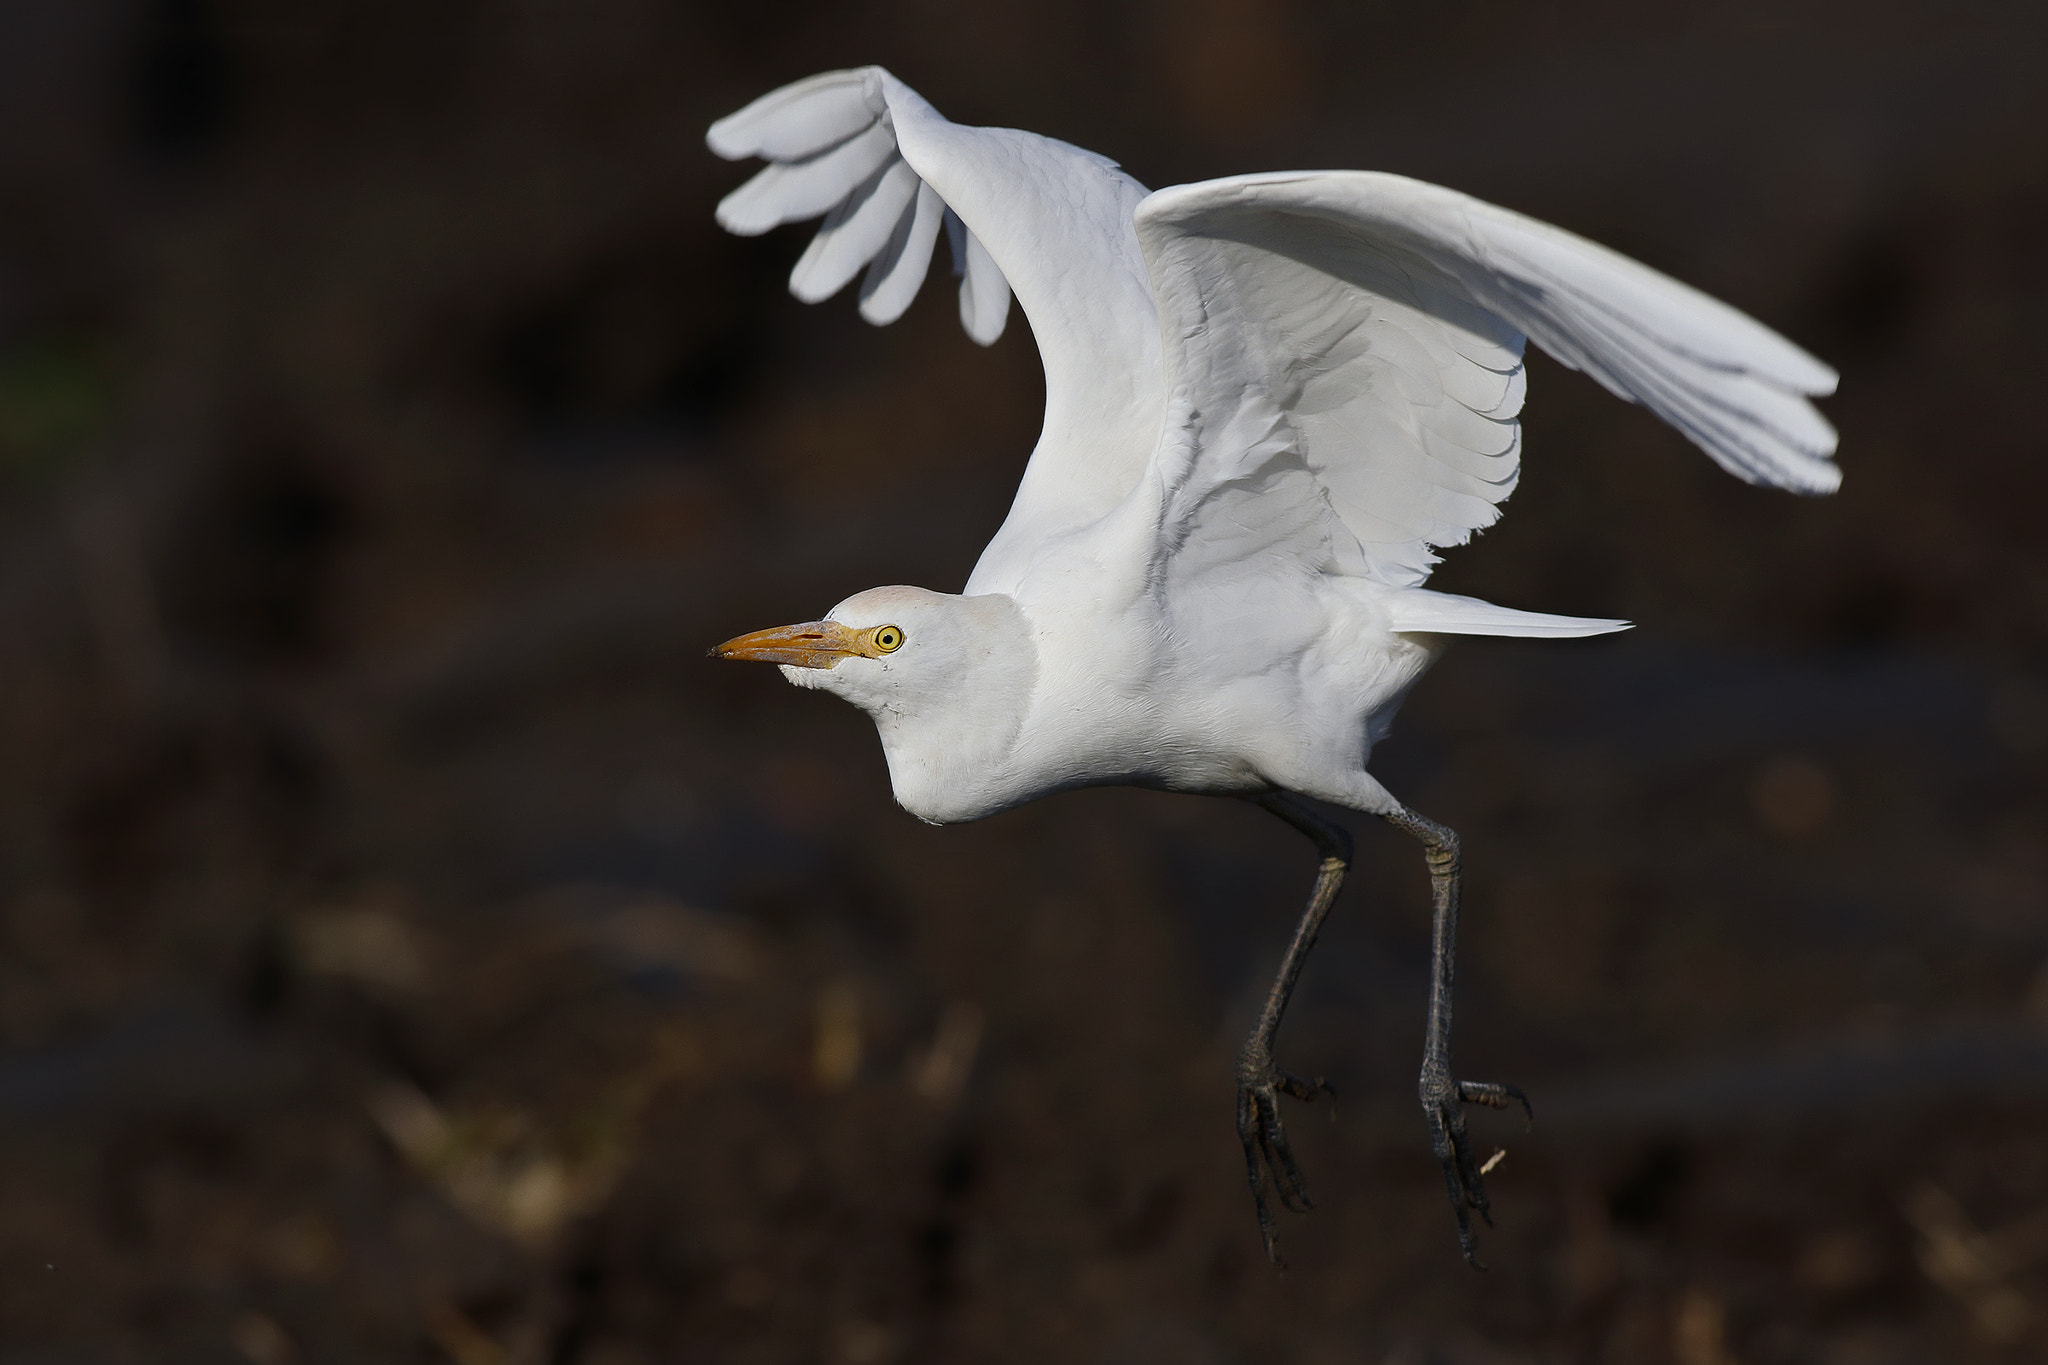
[710,70,999,339]
[710,69,1166,566]
[1134,171,1840,596]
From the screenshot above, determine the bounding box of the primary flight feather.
[708,66,1837,1265]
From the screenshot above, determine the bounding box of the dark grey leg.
[1237,792,1351,1266]
[1380,804,1531,1268]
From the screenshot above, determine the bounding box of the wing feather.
[958,226,1012,345]
[705,69,876,161]
[1134,170,1839,593]
[788,159,922,303]
[710,83,1838,617]
[710,68,1164,594]
[858,182,946,325]
[715,121,901,236]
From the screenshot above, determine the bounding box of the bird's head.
[711,585,1036,822]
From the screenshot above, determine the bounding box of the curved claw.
[1280,1070,1334,1105]
[1237,1066,1334,1265]
[1457,1079,1533,1127]
[1423,1075,1533,1268]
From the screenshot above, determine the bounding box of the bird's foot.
[1421,1070,1532,1269]
[1236,1052,1333,1266]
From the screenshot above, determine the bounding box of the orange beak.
[709,620,862,670]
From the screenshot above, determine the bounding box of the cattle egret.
[707,67,1838,1265]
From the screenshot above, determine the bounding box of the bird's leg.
[1237,792,1351,1265]
[1380,805,1531,1269]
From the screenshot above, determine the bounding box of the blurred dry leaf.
[293,888,427,992]
[370,1082,449,1161]
[1903,1182,2042,1343]
[371,1086,609,1245]
[910,1000,983,1107]
[369,1030,689,1247]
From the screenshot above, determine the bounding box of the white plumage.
[708,66,1837,1264]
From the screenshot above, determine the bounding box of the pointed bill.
[710,620,862,670]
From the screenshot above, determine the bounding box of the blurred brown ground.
[0,1,2045,1361]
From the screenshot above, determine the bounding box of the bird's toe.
[1235,1061,1333,1263]
[1421,1074,1531,1268]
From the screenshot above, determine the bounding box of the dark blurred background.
[1,1,2044,1361]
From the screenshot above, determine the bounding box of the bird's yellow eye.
[871,625,905,653]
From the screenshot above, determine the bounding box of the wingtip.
[713,192,773,238]
[1771,443,1844,496]
[1803,461,1844,495]
[704,67,888,164]
[1564,618,1634,637]
[704,116,748,161]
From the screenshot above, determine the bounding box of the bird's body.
[789,552,1437,827]
[708,66,1838,1263]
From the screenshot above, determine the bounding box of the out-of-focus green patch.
[0,338,114,482]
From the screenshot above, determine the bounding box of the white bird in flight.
[707,67,1838,1265]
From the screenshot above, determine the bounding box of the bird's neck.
[871,594,1039,825]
